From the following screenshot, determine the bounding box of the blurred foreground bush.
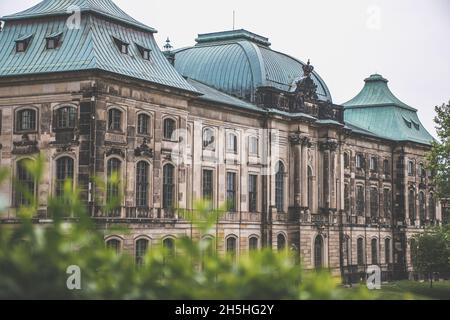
[0,156,372,300]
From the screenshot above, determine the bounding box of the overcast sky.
[1,0,449,138]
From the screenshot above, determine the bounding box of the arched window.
[15,159,35,207]
[385,238,391,264]
[226,237,237,259]
[343,236,351,265]
[55,106,77,129]
[163,164,175,209]
[108,108,122,131]
[314,235,324,268]
[307,166,313,209]
[357,238,365,266]
[275,162,285,213]
[429,194,436,221]
[137,114,150,135]
[370,187,379,218]
[419,192,426,223]
[16,108,37,132]
[408,161,414,176]
[136,161,149,207]
[410,239,417,265]
[419,163,426,178]
[203,128,215,150]
[135,238,149,266]
[248,136,258,155]
[163,118,176,140]
[409,189,415,221]
[55,157,74,197]
[343,152,350,169]
[227,133,238,153]
[356,185,365,216]
[371,238,378,265]
[107,158,121,202]
[249,236,258,251]
[277,234,286,251]
[106,238,121,254]
[163,238,175,258]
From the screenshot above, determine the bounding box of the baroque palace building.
[0,0,442,281]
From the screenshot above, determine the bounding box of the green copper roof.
[343,74,415,111]
[2,0,156,33]
[174,29,332,103]
[344,74,434,145]
[0,0,197,93]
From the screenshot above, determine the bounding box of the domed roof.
[173,29,332,103]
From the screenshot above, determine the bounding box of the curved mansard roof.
[343,74,434,145]
[0,0,197,93]
[174,29,332,103]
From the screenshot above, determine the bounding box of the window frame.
[163,118,177,141]
[15,107,38,133]
[108,108,123,132]
[226,132,238,154]
[136,161,150,208]
[248,174,258,213]
[55,156,75,198]
[137,113,151,136]
[226,171,237,212]
[163,164,175,210]
[54,105,78,130]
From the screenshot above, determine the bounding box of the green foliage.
[0,154,374,300]
[412,227,450,288]
[426,101,450,199]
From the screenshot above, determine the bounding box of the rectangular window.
[248,175,258,213]
[370,157,378,171]
[248,136,258,155]
[227,133,237,153]
[356,185,365,216]
[370,188,379,218]
[383,160,390,175]
[383,188,391,218]
[344,183,350,212]
[356,154,364,169]
[202,169,213,203]
[226,172,237,212]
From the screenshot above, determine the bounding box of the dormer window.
[46,32,62,50]
[113,37,129,55]
[136,43,151,61]
[15,34,33,53]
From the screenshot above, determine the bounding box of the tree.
[411,228,450,288]
[427,101,450,199]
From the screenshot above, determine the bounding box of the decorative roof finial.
[302,59,314,78]
[163,37,173,52]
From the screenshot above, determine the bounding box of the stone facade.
[0,72,442,281]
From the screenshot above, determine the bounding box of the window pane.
[108,109,122,131]
[135,239,149,266]
[357,238,364,265]
[164,119,175,140]
[56,157,74,198]
[107,158,121,202]
[275,162,284,213]
[248,175,257,212]
[163,164,174,209]
[15,159,35,207]
[18,109,36,131]
[249,237,258,251]
[202,169,213,203]
[226,172,236,212]
[314,236,323,268]
[137,114,149,135]
[136,162,149,207]
[371,239,378,265]
[277,234,286,251]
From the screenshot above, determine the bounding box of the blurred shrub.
[0,155,372,300]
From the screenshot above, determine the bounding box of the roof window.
[402,116,412,129]
[410,119,420,131]
[15,34,33,53]
[113,37,129,55]
[136,43,151,60]
[46,31,63,50]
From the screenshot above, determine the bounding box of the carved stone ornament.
[12,134,39,155]
[293,59,319,110]
[289,132,312,147]
[319,139,338,152]
[134,138,154,158]
[106,147,125,158]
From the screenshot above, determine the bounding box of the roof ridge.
[1,0,156,33]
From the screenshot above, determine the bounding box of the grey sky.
[1,0,449,138]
